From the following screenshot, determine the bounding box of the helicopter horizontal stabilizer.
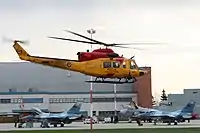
[85,80,135,84]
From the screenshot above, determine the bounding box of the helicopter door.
[103,62,115,76]
[112,62,120,73]
[113,62,120,68]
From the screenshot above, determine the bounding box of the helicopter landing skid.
[85,80,135,84]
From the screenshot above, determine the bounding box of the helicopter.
[11,40,148,84]
[49,30,162,62]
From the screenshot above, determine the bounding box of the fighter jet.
[23,102,83,128]
[149,101,196,125]
[119,101,155,123]
[120,101,196,125]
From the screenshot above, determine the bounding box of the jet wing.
[43,115,80,120]
[149,111,176,118]
[68,115,81,120]
[36,114,82,121]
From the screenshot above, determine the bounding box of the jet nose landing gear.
[174,121,178,125]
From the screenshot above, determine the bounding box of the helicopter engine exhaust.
[77,52,81,60]
[107,53,119,58]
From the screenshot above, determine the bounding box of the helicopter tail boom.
[13,41,84,73]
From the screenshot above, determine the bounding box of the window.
[116,97,132,102]
[93,98,114,102]
[53,99,58,103]
[14,99,18,103]
[59,99,63,103]
[11,98,23,104]
[122,62,126,68]
[130,61,136,69]
[22,98,43,103]
[18,99,22,103]
[103,62,111,68]
[113,62,120,68]
[10,99,14,103]
[71,98,76,103]
[83,98,90,103]
[66,98,70,103]
[93,111,96,116]
[49,97,132,104]
[49,98,53,103]
[99,111,115,116]
[0,99,11,104]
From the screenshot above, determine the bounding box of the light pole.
[114,83,117,117]
[87,29,96,52]
[87,28,96,130]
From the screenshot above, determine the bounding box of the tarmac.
[1,120,200,131]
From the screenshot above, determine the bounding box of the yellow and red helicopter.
[9,39,148,84]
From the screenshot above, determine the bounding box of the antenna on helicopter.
[130,55,135,59]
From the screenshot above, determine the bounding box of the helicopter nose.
[139,71,145,76]
[130,70,140,77]
[139,70,148,76]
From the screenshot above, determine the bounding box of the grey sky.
[1,0,200,95]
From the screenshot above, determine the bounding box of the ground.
[1,128,200,133]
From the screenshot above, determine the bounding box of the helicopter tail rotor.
[2,36,29,45]
[2,36,30,59]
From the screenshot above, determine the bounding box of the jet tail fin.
[31,107,44,115]
[129,101,139,109]
[120,105,125,109]
[66,101,83,114]
[181,101,196,113]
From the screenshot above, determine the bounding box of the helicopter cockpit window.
[122,62,126,68]
[103,62,111,68]
[130,61,136,69]
[113,62,120,68]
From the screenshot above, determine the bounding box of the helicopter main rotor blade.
[48,36,144,50]
[48,36,98,44]
[64,30,167,46]
[113,45,144,50]
[80,42,166,46]
[107,43,167,46]
[64,30,108,46]
[63,30,167,47]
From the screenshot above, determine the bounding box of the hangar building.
[0,62,152,116]
[166,89,200,113]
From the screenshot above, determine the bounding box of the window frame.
[103,62,112,68]
[112,62,120,68]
